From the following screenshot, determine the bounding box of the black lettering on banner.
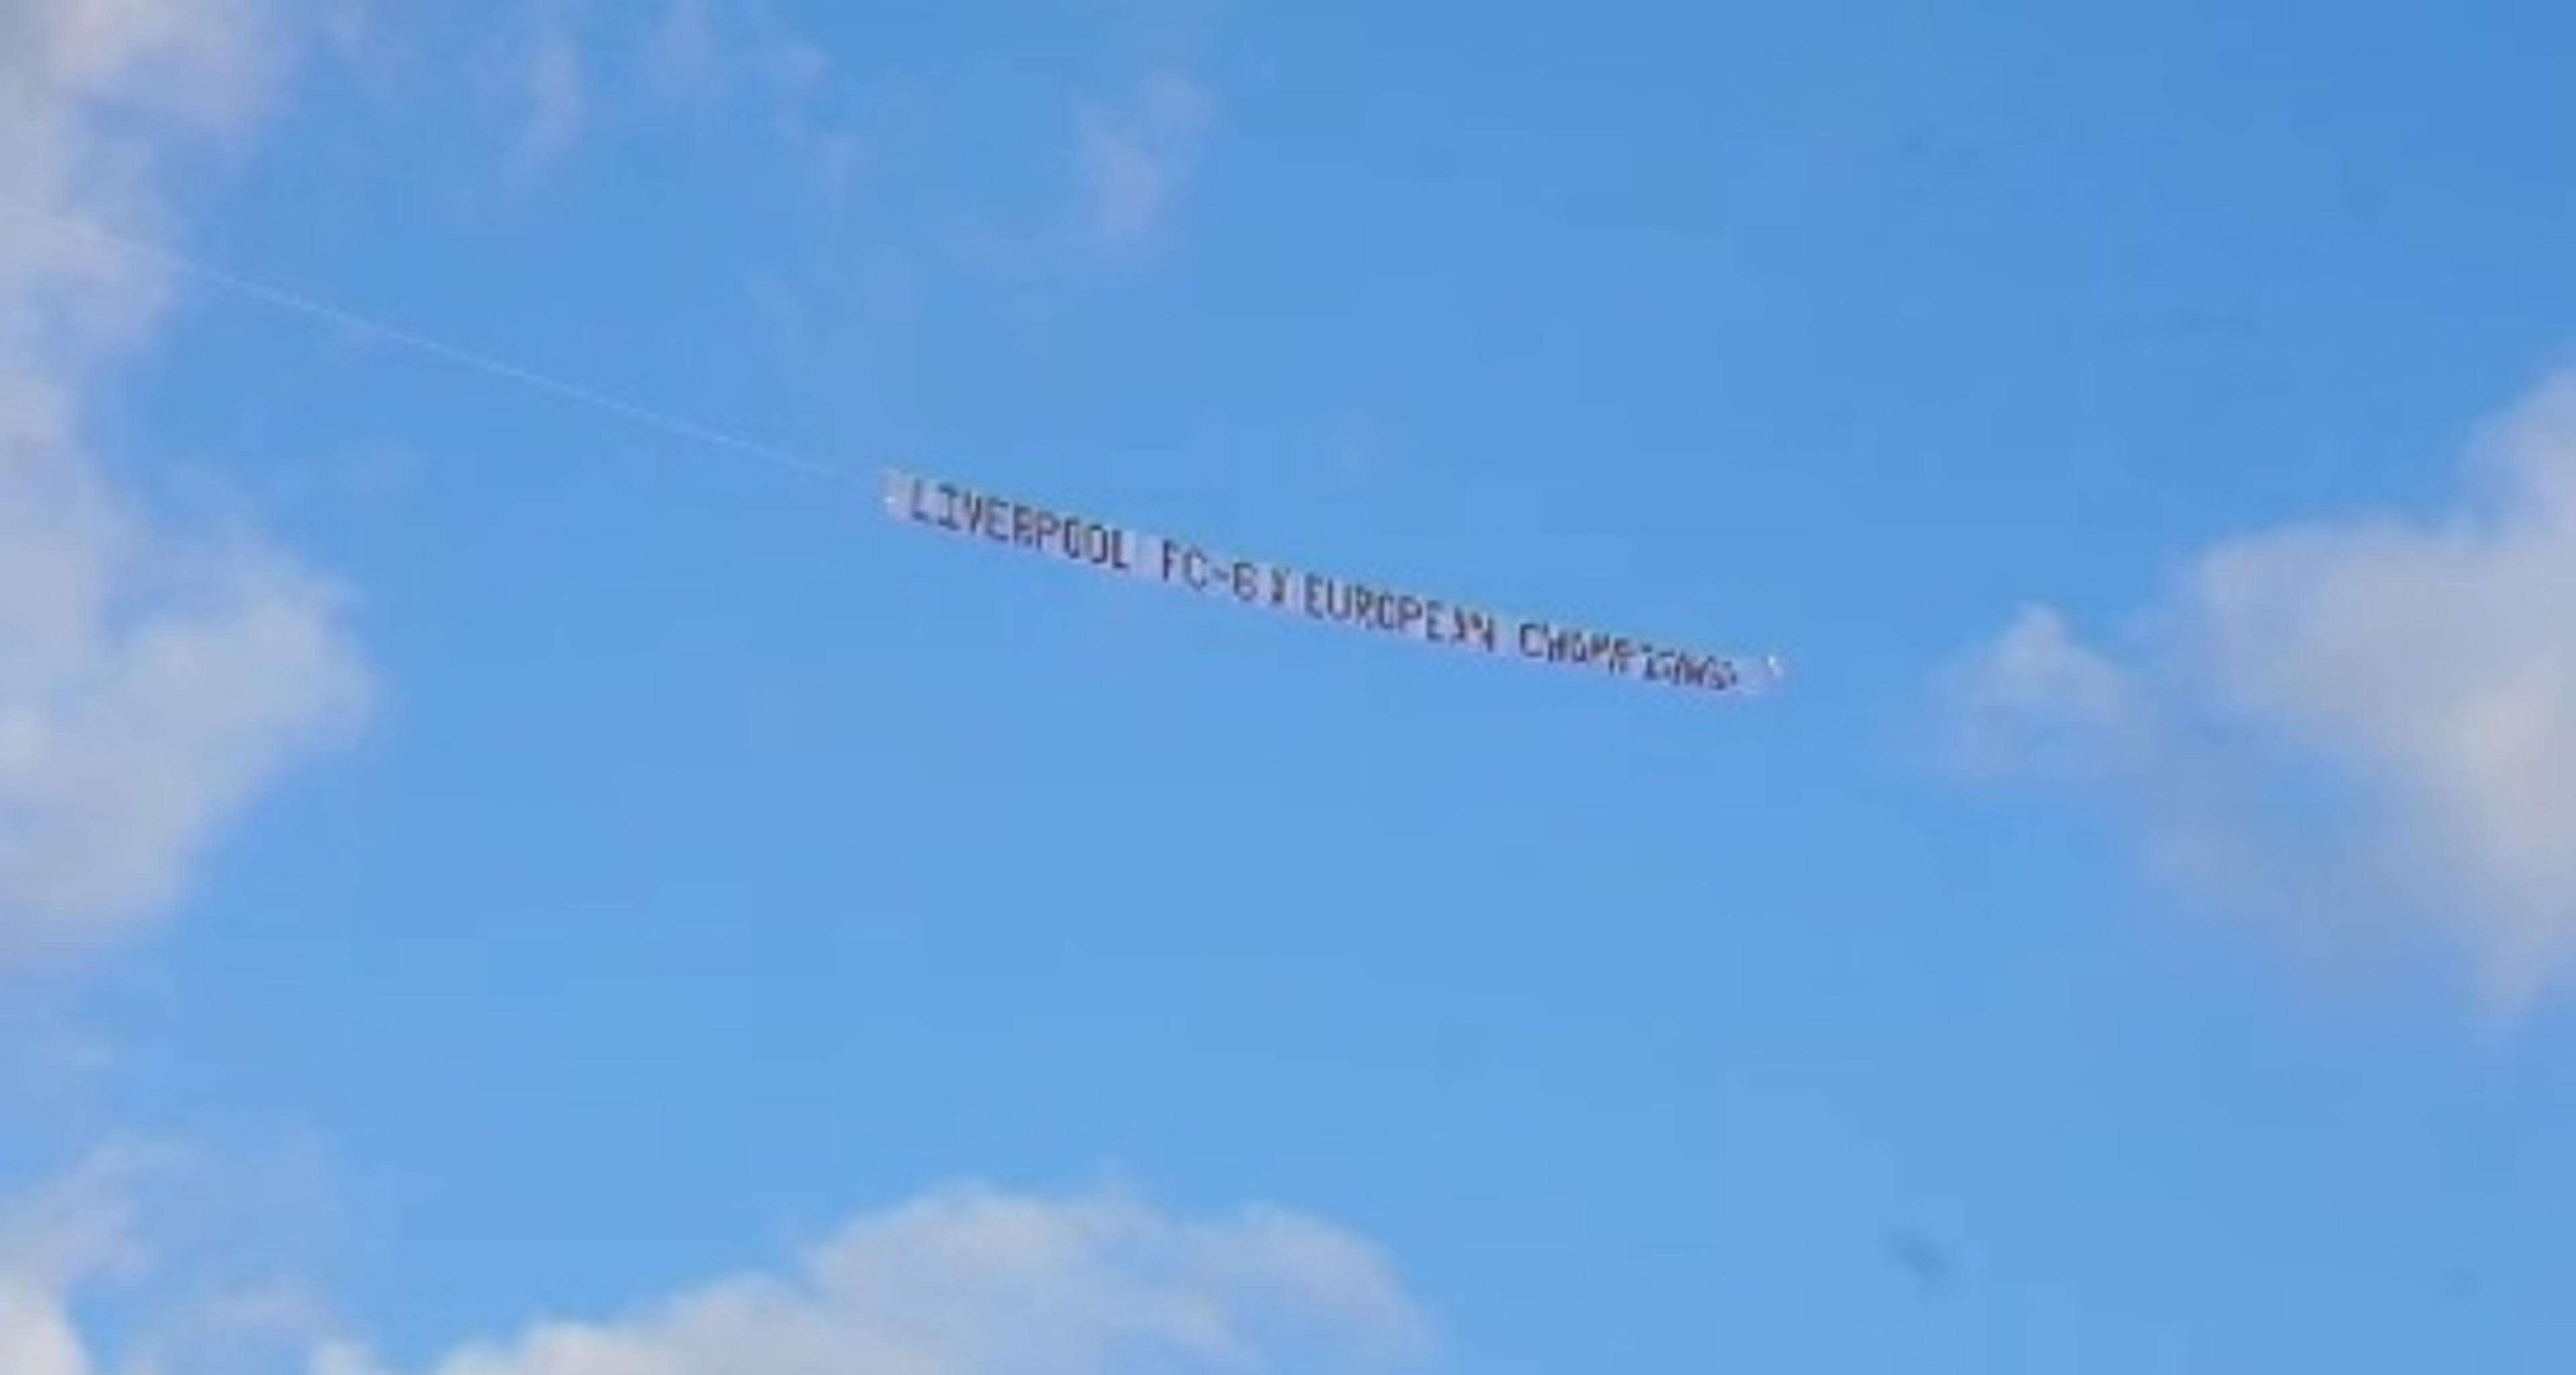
[888,472,1768,700]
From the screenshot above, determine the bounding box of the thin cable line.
[0,198,845,483]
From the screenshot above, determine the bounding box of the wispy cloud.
[1073,69,1214,249]
[513,1,588,172]
[0,0,370,966]
[1944,365,2576,1015]
[641,0,727,104]
[518,36,584,170]
[639,0,859,193]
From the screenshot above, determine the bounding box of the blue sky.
[8,2,2576,1371]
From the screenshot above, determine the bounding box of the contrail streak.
[0,198,844,483]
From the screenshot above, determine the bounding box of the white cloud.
[0,1170,1434,1375]
[0,1140,345,1375]
[0,1288,87,1375]
[0,1139,169,1375]
[0,1140,168,1292]
[0,0,371,964]
[325,1184,1430,1375]
[1074,70,1213,248]
[1946,364,2576,1012]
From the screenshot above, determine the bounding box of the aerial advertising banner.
[881,469,1784,699]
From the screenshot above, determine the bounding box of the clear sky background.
[7,2,2576,1372]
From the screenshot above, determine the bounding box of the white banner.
[882,468,1784,698]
